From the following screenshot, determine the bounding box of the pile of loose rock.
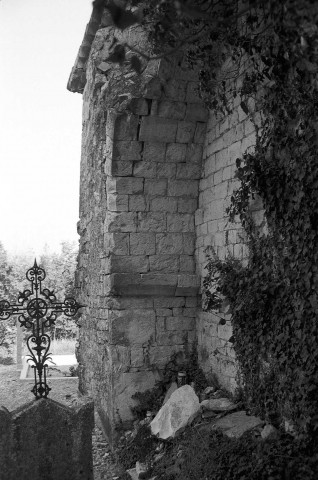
[119,382,279,479]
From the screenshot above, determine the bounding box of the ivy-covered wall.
[67,8,264,432]
[69,1,318,443]
[195,99,263,391]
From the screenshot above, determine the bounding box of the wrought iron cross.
[0,260,84,399]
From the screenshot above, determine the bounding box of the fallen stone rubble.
[114,382,276,480]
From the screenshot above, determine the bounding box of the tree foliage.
[0,242,78,359]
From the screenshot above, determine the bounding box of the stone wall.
[69,18,208,438]
[68,9,265,437]
[195,103,261,391]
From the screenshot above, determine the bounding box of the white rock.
[136,461,149,478]
[204,386,216,395]
[126,468,138,480]
[150,384,200,439]
[200,397,236,412]
[261,424,279,440]
[163,382,178,404]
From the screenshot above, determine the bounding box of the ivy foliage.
[152,428,318,480]
[200,0,318,443]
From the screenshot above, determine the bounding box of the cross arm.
[0,300,26,321]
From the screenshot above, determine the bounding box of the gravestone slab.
[0,397,94,480]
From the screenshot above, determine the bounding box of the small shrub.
[114,424,157,470]
[69,365,79,377]
[0,355,14,365]
[152,426,318,480]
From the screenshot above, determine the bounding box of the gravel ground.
[0,364,122,480]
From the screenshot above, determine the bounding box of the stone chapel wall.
[195,106,258,391]
[68,17,208,439]
[68,8,264,438]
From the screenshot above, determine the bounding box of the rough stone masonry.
[67,7,263,440]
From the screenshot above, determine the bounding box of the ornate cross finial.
[0,260,84,399]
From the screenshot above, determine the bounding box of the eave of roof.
[67,7,103,94]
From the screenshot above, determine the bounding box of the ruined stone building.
[67,7,259,439]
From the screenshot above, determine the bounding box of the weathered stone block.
[185,297,198,308]
[175,274,200,296]
[168,180,199,197]
[143,142,166,162]
[149,346,182,367]
[111,161,133,177]
[109,297,154,310]
[156,308,172,317]
[104,234,129,256]
[185,103,209,122]
[113,141,142,161]
[107,194,128,212]
[163,79,187,101]
[156,331,187,346]
[133,161,157,178]
[165,143,187,163]
[177,198,197,213]
[137,212,166,232]
[111,255,149,273]
[129,195,148,212]
[106,212,137,233]
[156,233,184,254]
[158,100,186,120]
[176,120,196,143]
[130,348,145,367]
[106,177,144,195]
[110,309,156,347]
[111,273,179,297]
[144,178,167,196]
[110,345,130,370]
[179,255,195,272]
[154,297,185,308]
[157,163,177,178]
[143,77,163,99]
[139,273,178,287]
[130,233,156,255]
[167,214,195,232]
[114,114,139,140]
[194,122,207,144]
[166,316,195,331]
[139,117,177,143]
[150,197,177,213]
[128,98,149,115]
[149,255,179,272]
[182,233,195,254]
[176,163,202,179]
[186,144,203,163]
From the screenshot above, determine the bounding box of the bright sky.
[0,0,92,256]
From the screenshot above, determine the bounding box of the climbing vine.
[95,0,318,440]
[199,0,318,441]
